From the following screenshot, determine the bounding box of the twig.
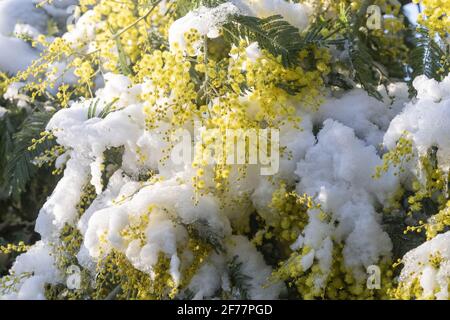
[113,0,163,40]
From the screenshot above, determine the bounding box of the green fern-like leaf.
[183,219,225,254]
[410,27,450,82]
[0,115,14,196]
[227,255,252,300]
[5,111,55,197]
[332,4,388,101]
[224,14,342,68]
[349,33,384,101]
[224,15,304,68]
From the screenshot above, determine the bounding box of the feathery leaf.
[410,27,450,82]
[5,111,55,197]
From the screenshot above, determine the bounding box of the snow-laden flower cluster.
[1,0,450,300]
[385,76,450,170]
[394,232,450,300]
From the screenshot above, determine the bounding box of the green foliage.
[226,255,252,299]
[336,4,388,101]
[3,111,55,198]
[87,98,120,119]
[178,1,411,100]
[224,15,340,68]
[2,0,448,299]
[0,113,16,196]
[410,27,450,82]
[347,32,385,101]
[322,3,415,101]
[183,219,225,254]
[221,8,395,100]
[0,103,59,275]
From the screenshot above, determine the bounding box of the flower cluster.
[1,0,450,301]
[414,0,449,36]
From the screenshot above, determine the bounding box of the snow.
[169,1,312,54]
[315,85,409,146]
[295,119,397,282]
[230,0,312,30]
[399,231,450,300]
[0,0,48,36]
[1,241,60,300]
[0,34,39,74]
[2,0,450,300]
[169,3,239,54]
[185,235,284,299]
[226,235,284,299]
[0,0,77,75]
[62,10,97,48]
[384,75,450,170]
[36,156,91,238]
